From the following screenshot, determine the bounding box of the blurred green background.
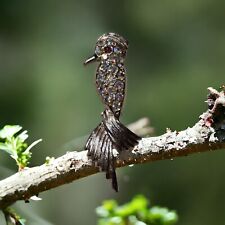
[0,0,225,224]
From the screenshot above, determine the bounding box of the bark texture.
[0,87,224,210]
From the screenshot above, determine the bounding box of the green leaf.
[128,215,147,225]
[17,131,28,142]
[0,125,41,170]
[24,139,42,154]
[103,200,118,211]
[0,142,14,154]
[0,125,22,139]
[115,195,148,217]
[98,217,124,225]
[96,195,178,225]
[148,207,178,225]
[45,156,55,164]
[96,206,110,218]
[96,200,118,217]
[108,217,124,225]
[3,207,26,225]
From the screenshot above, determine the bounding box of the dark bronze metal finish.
[84,33,140,191]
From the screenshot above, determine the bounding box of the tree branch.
[0,87,224,210]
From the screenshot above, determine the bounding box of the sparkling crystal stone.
[99,63,108,72]
[115,93,123,102]
[107,64,118,74]
[95,46,101,55]
[114,80,125,90]
[116,71,125,80]
[113,47,120,53]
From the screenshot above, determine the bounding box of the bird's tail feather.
[86,109,140,192]
[86,122,118,191]
[102,109,141,150]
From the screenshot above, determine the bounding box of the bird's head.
[84,32,128,65]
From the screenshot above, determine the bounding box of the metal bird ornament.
[84,33,141,192]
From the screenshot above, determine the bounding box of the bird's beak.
[84,54,98,66]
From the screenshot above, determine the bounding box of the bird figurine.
[84,33,141,192]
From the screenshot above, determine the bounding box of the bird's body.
[84,33,140,191]
[96,60,126,118]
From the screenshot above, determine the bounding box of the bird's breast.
[96,62,126,117]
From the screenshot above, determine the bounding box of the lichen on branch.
[0,87,224,210]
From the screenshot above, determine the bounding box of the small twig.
[128,117,154,136]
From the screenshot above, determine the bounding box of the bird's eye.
[104,46,112,53]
